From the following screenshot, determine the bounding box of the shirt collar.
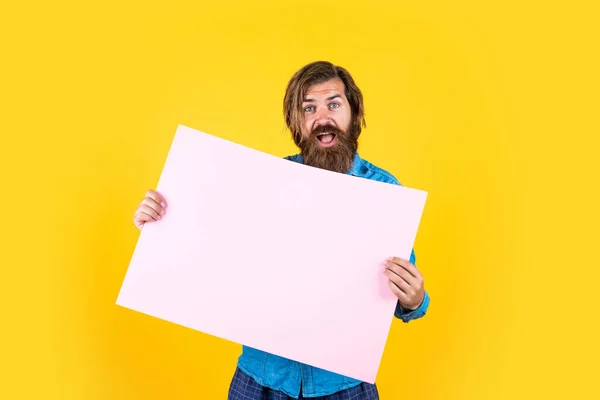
[347,152,364,176]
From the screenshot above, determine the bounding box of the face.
[298,78,358,173]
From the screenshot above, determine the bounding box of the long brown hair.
[283,61,366,146]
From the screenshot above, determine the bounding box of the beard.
[298,123,359,174]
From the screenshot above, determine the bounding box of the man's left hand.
[384,257,425,311]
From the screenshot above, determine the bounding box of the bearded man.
[133,61,430,399]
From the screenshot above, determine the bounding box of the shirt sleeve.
[393,248,430,322]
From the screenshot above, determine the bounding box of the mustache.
[310,123,346,137]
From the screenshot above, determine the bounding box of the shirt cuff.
[394,290,430,323]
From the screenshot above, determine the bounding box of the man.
[133,61,430,399]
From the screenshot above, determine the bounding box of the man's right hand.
[133,189,166,231]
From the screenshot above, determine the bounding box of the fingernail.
[161,202,166,207]
[161,210,165,215]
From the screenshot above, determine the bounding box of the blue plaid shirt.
[236,152,430,398]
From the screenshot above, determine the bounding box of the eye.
[329,102,340,109]
[304,105,315,112]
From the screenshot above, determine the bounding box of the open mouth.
[316,133,337,147]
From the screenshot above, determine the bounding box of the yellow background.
[1,1,598,399]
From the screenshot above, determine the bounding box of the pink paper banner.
[116,124,427,383]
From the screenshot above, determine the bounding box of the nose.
[314,106,334,127]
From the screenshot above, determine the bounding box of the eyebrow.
[303,94,342,103]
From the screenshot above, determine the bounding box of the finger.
[141,197,165,216]
[387,257,420,279]
[136,204,161,221]
[385,261,418,286]
[384,269,412,293]
[146,190,166,207]
[388,280,409,302]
